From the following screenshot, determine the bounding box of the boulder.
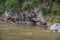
[50,23,60,32]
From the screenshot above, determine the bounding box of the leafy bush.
[45,14,60,23]
[0,4,4,16]
[22,2,30,10]
[52,6,60,15]
[39,6,51,16]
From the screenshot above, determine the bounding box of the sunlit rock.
[50,23,60,32]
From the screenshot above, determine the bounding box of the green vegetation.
[5,0,20,12]
[0,0,60,23]
[45,15,59,23]
[22,2,30,10]
[52,6,60,15]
